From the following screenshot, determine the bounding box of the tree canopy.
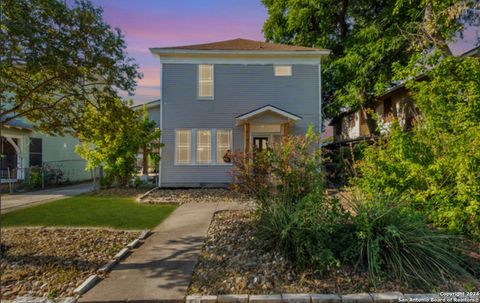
[0,0,141,135]
[262,0,479,120]
[75,99,161,187]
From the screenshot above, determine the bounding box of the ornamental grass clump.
[255,191,353,272]
[349,193,475,289]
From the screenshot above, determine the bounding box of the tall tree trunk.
[142,145,148,175]
[423,1,453,57]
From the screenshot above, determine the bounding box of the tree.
[0,0,141,135]
[138,106,162,177]
[261,0,478,131]
[75,97,161,187]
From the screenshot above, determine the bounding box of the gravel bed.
[141,188,254,205]
[188,211,470,295]
[0,228,139,300]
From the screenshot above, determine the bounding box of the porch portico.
[236,105,302,153]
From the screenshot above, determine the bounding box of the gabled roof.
[236,104,302,125]
[152,38,328,52]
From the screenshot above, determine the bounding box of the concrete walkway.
[0,183,94,214]
[79,201,248,303]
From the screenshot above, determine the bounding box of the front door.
[253,137,269,152]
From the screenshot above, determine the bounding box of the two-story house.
[148,38,330,187]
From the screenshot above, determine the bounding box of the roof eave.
[149,48,331,57]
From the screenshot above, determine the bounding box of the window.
[383,98,393,120]
[175,128,233,165]
[175,130,191,164]
[196,130,212,164]
[198,64,214,99]
[274,65,292,76]
[216,130,232,164]
[29,138,42,167]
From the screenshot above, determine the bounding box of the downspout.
[158,61,163,187]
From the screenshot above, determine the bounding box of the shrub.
[231,125,323,206]
[255,190,352,272]
[353,57,480,240]
[350,193,473,289]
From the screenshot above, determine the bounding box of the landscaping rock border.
[136,187,159,203]
[137,188,254,205]
[186,293,480,303]
[6,229,153,303]
[82,228,152,286]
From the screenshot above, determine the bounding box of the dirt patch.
[189,211,475,295]
[140,188,254,205]
[0,228,138,300]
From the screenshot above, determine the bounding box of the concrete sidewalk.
[1,183,94,214]
[79,201,248,303]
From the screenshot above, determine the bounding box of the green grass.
[1,195,177,230]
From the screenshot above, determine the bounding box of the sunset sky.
[89,0,479,105]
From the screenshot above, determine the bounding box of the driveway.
[1,183,94,214]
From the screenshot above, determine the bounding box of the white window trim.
[196,129,213,164]
[216,129,233,166]
[174,129,192,165]
[197,64,214,100]
[274,65,292,77]
[174,128,233,166]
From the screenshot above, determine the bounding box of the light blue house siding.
[160,63,320,186]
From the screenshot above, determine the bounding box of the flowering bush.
[231,125,323,206]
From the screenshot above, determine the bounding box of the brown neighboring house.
[329,85,418,144]
[328,46,479,145]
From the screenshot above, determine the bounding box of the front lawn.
[1,194,177,230]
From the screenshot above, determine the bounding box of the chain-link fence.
[1,160,96,193]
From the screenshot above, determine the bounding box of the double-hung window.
[216,129,232,164]
[196,129,212,164]
[175,130,191,164]
[198,64,214,99]
[175,129,232,165]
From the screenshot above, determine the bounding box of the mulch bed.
[0,228,138,300]
[188,211,475,295]
[140,188,254,205]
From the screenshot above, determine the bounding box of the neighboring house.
[329,46,480,145]
[330,85,418,144]
[146,38,330,187]
[1,118,90,185]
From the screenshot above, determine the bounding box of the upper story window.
[198,64,214,99]
[274,65,292,76]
